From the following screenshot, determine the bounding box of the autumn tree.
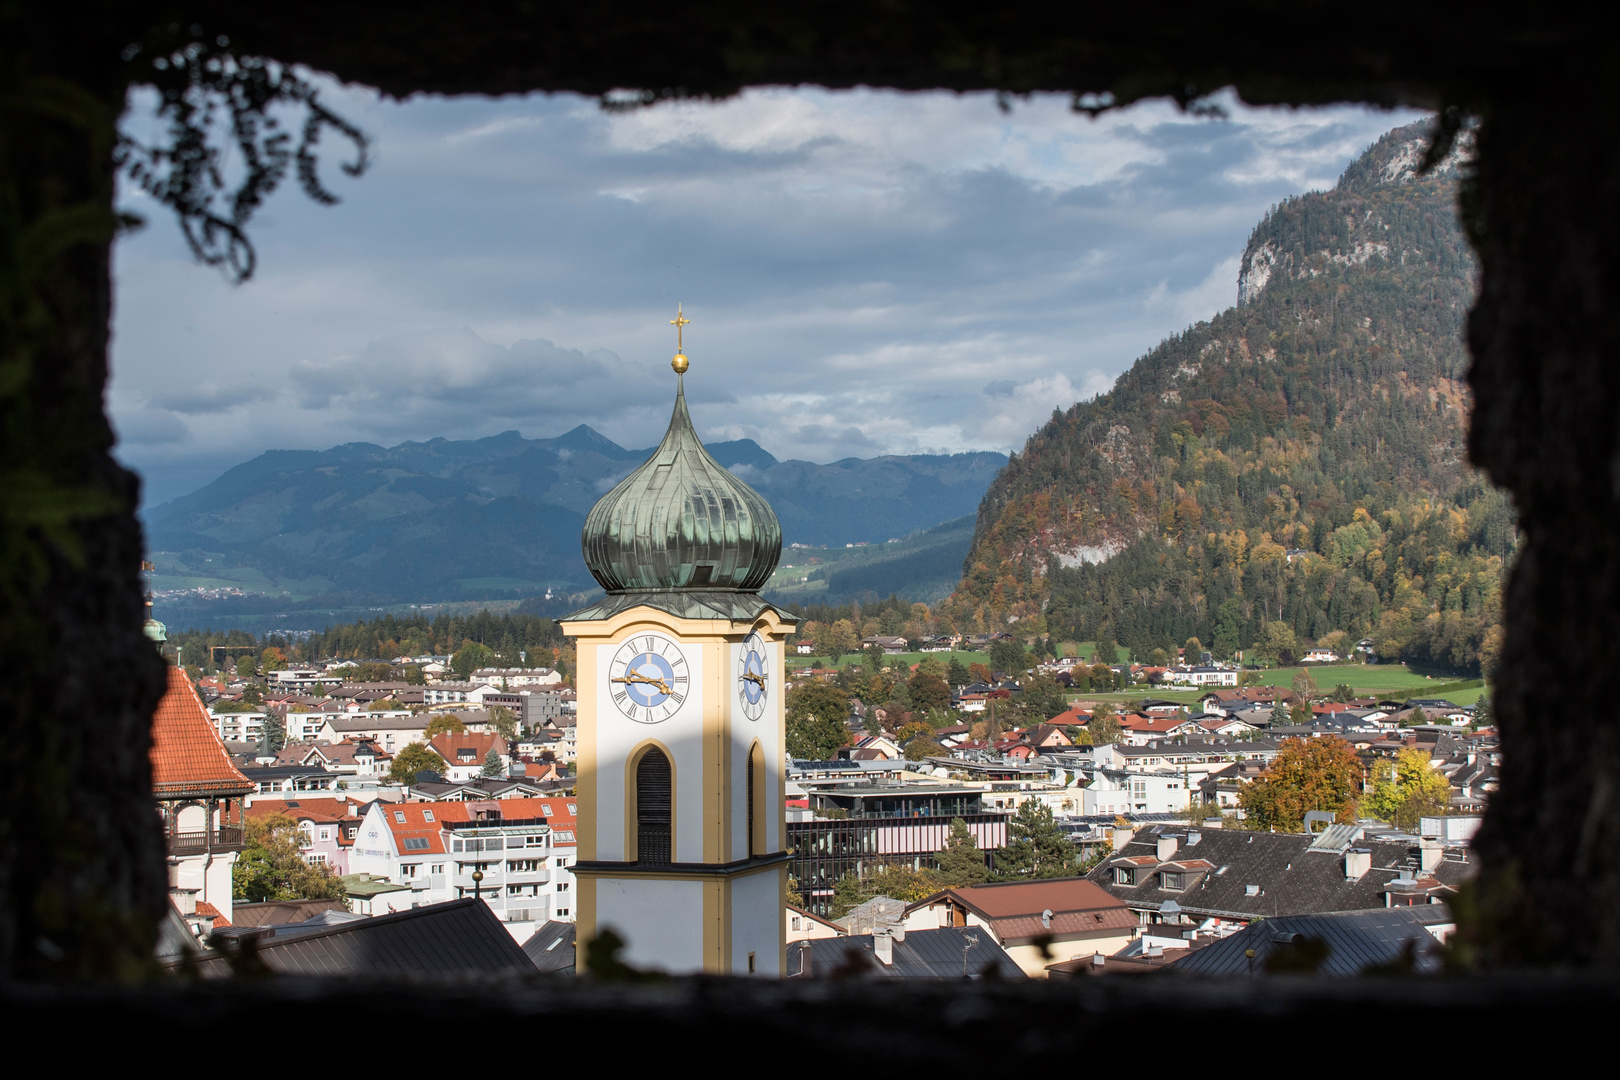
[1291,668,1320,701]
[824,619,858,662]
[1087,704,1123,747]
[786,681,851,760]
[388,742,447,784]
[423,714,466,738]
[1366,747,1451,828]
[908,670,951,712]
[233,813,348,903]
[995,800,1076,879]
[487,705,519,740]
[935,818,989,886]
[1184,636,1204,661]
[1237,736,1365,831]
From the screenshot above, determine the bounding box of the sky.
[110,83,1425,508]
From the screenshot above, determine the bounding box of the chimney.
[1112,827,1133,851]
[1419,839,1443,872]
[1092,952,1106,970]
[1156,835,1178,861]
[1345,848,1371,880]
[873,930,894,966]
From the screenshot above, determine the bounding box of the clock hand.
[741,672,766,687]
[612,673,675,695]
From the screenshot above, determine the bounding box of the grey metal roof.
[194,899,537,978]
[1169,906,1452,976]
[787,927,1025,979]
[1084,824,1474,919]
[521,921,577,974]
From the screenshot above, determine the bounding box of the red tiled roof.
[379,801,470,855]
[194,901,231,929]
[428,732,508,764]
[246,796,360,826]
[151,667,252,796]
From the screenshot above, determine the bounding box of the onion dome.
[582,369,781,594]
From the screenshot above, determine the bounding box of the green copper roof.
[579,374,782,597]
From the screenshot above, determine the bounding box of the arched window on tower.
[747,740,765,857]
[635,747,672,865]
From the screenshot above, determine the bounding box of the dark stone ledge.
[10,974,1615,1056]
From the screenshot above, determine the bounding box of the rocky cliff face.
[944,121,1508,673]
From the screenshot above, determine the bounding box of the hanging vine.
[116,34,370,282]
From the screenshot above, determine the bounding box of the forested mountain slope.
[944,121,1512,674]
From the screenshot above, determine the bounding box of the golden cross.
[670,304,690,353]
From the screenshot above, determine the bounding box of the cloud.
[150,381,277,414]
[109,85,1428,505]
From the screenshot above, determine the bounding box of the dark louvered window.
[747,751,757,857]
[636,748,672,865]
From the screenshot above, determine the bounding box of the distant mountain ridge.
[146,426,1005,606]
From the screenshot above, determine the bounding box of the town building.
[152,666,253,924]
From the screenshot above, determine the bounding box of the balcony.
[167,827,244,857]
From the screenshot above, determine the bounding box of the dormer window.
[1161,871,1185,890]
[1114,867,1137,886]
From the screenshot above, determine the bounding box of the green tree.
[786,681,852,760]
[259,712,287,754]
[1401,705,1431,728]
[1087,703,1123,746]
[1018,673,1069,722]
[1260,622,1299,665]
[946,658,971,687]
[1365,746,1451,828]
[1332,683,1356,703]
[480,747,505,778]
[1094,637,1119,664]
[909,670,951,712]
[400,664,426,686]
[1184,636,1204,662]
[1289,698,1315,724]
[235,655,257,678]
[240,682,263,706]
[423,713,466,738]
[825,619,858,662]
[1237,736,1365,831]
[995,800,1076,879]
[1212,599,1244,659]
[989,638,1029,675]
[452,641,495,678]
[233,813,349,903]
[388,742,447,784]
[487,705,519,740]
[935,818,990,886]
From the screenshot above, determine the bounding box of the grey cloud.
[150,381,277,414]
[984,380,1016,397]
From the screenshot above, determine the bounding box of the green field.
[788,649,988,670]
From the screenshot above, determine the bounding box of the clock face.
[609,634,689,724]
[737,631,769,721]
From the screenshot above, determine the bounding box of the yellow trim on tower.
[576,637,597,862]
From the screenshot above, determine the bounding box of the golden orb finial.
[670,304,691,373]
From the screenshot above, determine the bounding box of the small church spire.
[670,304,691,374]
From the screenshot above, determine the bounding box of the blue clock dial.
[737,632,769,720]
[610,634,689,724]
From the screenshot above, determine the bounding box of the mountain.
[145,426,1005,610]
[944,121,1513,675]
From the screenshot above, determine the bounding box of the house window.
[1162,872,1184,890]
[791,917,802,931]
[422,810,434,822]
[635,746,673,866]
[432,864,443,874]
[556,908,569,918]
[557,882,569,892]
[401,863,419,878]
[393,810,406,823]
[402,837,430,851]
[1114,867,1136,886]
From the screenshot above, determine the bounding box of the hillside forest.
[941,121,1512,676]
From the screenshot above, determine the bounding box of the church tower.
[563,308,795,976]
